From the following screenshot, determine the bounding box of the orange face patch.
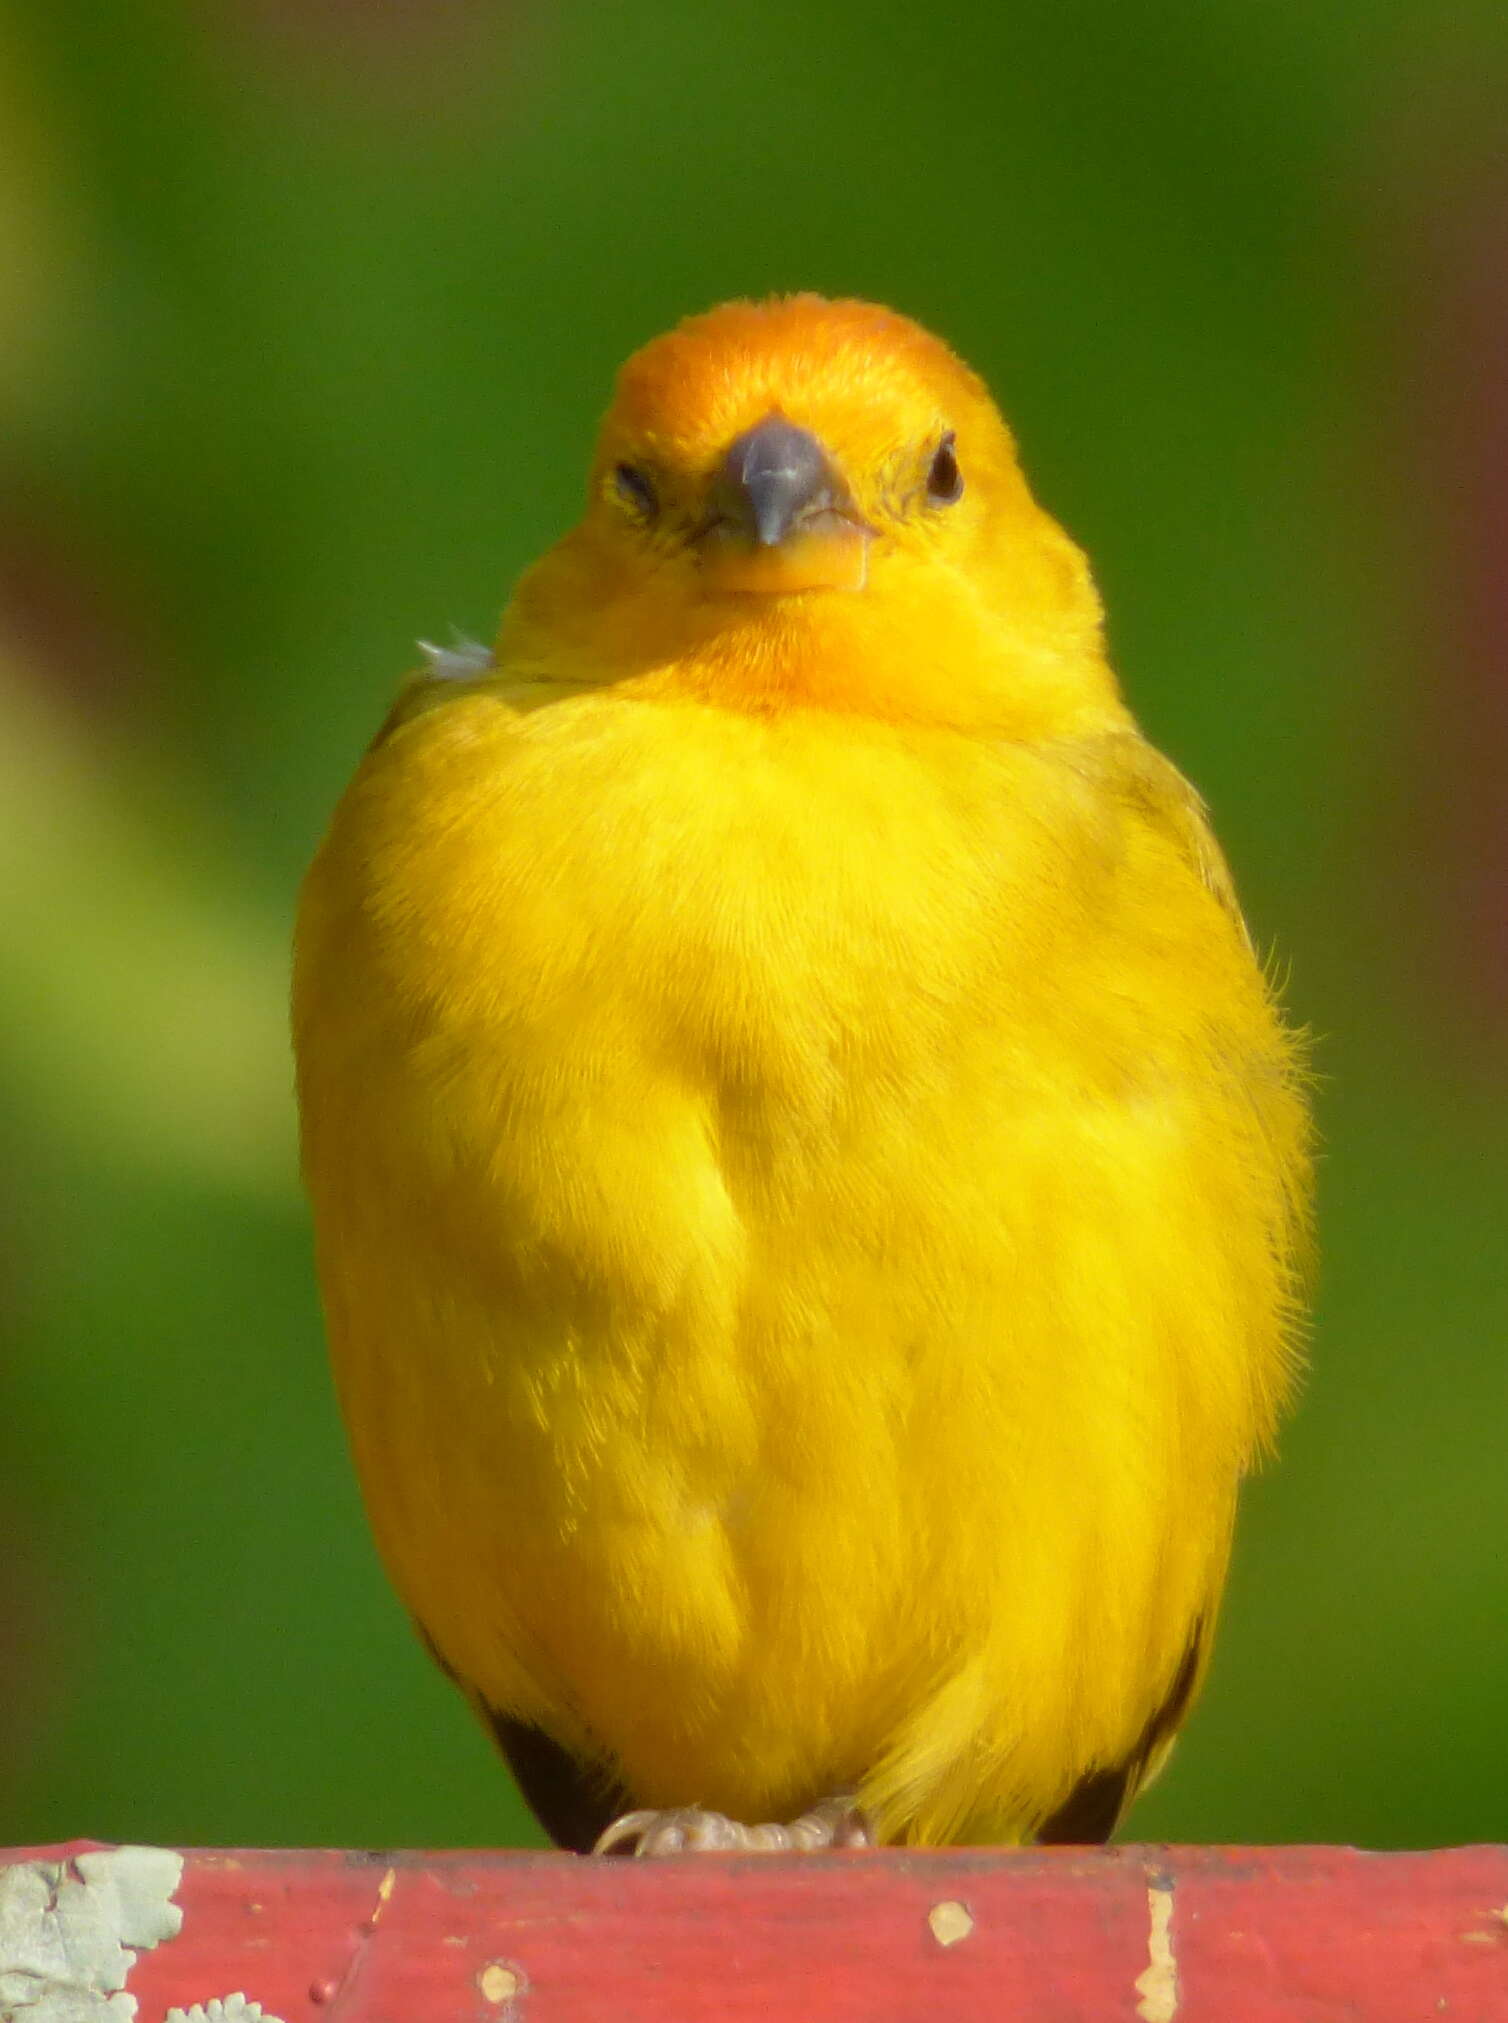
[697,513,872,596]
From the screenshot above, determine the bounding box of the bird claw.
[593,1796,872,1857]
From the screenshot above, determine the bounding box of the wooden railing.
[3,1842,1506,2020]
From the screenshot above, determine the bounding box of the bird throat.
[698,517,870,597]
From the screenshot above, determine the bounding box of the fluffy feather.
[293,295,1311,1845]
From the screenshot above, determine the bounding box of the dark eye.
[614,462,657,518]
[926,432,963,505]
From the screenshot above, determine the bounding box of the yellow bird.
[293,295,1311,1854]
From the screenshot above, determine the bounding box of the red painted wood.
[4,1843,1507,2022]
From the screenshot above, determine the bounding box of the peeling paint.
[479,1963,520,2003]
[0,1846,183,2022]
[1134,1884,1178,2023]
[362,1869,397,1937]
[164,2001,285,2023]
[927,1901,974,1949]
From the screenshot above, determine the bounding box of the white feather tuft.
[417,634,493,681]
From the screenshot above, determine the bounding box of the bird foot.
[593,1794,873,1857]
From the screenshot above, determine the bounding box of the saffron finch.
[293,295,1311,1852]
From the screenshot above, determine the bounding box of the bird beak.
[700,416,871,594]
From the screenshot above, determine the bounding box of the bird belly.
[296,691,1291,1840]
[319,1072,1238,1840]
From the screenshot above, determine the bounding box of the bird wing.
[1067,728,1253,949]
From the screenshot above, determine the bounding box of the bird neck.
[497,532,1124,740]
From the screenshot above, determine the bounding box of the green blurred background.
[2,0,1505,1854]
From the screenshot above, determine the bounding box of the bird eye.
[614,462,657,518]
[926,432,963,505]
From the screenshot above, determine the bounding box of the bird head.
[501,296,1118,732]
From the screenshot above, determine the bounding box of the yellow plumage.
[293,295,1310,1848]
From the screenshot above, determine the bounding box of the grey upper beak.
[717,417,842,547]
